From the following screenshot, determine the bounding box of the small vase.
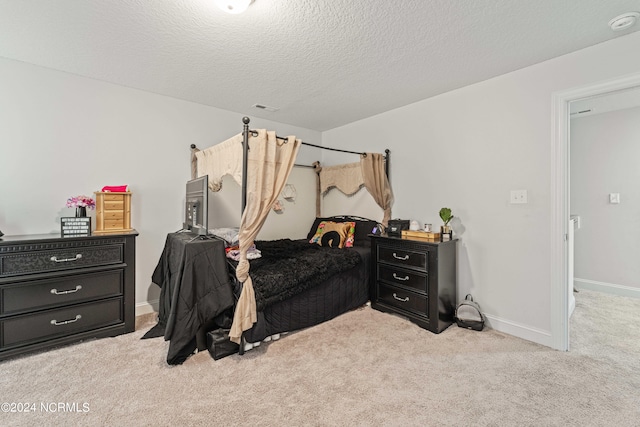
[75,206,87,217]
[440,225,452,242]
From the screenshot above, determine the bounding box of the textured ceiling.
[0,0,639,131]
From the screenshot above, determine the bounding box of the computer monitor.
[184,175,208,236]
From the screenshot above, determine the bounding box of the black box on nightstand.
[387,219,409,236]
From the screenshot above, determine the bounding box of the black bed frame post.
[241,116,250,214]
[385,148,390,183]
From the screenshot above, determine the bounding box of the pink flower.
[66,195,96,209]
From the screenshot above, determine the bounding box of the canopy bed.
[150,117,393,364]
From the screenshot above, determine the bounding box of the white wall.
[322,31,640,346]
[571,107,640,296]
[0,56,321,314]
[208,166,318,240]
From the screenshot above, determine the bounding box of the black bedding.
[148,233,370,364]
[242,244,370,344]
[240,239,362,311]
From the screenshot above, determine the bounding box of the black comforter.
[247,239,362,311]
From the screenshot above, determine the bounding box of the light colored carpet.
[1,290,639,426]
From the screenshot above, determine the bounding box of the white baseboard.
[136,299,158,317]
[574,278,640,299]
[483,314,552,348]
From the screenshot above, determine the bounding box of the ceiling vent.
[251,104,279,112]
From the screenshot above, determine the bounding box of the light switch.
[609,193,620,204]
[510,190,528,204]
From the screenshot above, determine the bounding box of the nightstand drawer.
[1,298,123,348]
[0,245,123,277]
[378,284,428,316]
[1,270,123,315]
[378,246,427,271]
[378,265,427,293]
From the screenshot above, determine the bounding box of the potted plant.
[439,207,453,241]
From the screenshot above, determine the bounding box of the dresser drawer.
[378,245,427,271]
[104,201,124,210]
[1,298,123,348]
[378,284,428,317]
[378,265,427,293]
[1,270,123,315]
[103,194,124,202]
[102,210,124,220]
[0,244,123,276]
[103,219,125,230]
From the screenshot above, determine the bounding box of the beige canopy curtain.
[229,130,301,344]
[316,153,393,228]
[190,146,200,179]
[319,162,364,195]
[194,133,244,191]
[361,152,393,228]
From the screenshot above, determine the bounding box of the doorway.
[551,72,640,351]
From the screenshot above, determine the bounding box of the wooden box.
[401,229,440,241]
[93,191,132,234]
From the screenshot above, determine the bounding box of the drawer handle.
[393,293,409,302]
[392,252,409,261]
[50,254,83,263]
[50,314,82,326]
[50,285,82,295]
[392,273,409,281]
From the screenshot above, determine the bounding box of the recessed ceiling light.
[608,12,640,32]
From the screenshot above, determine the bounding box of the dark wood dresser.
[0,230,137,360]
[370,234,457,333]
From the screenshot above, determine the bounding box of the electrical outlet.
[510,190,528,204]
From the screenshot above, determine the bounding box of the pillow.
[306,216,378,247]
[309,221,355,248]
[209,227,240,246]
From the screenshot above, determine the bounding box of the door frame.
[550,72,640,351]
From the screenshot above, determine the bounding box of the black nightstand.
[370,234,457,333]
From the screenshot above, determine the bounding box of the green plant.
[439,207,454,226]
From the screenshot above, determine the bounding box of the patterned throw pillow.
[309,221,356,248]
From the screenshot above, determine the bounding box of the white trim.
[550,72,640,352]
[569,296,575,318]
[574,278,640,299]
[551,90,570,351]
[136,299,158,317]
[484,314,552,348]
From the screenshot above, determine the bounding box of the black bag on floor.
[206,328,239,360]
[454,294,485,331]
